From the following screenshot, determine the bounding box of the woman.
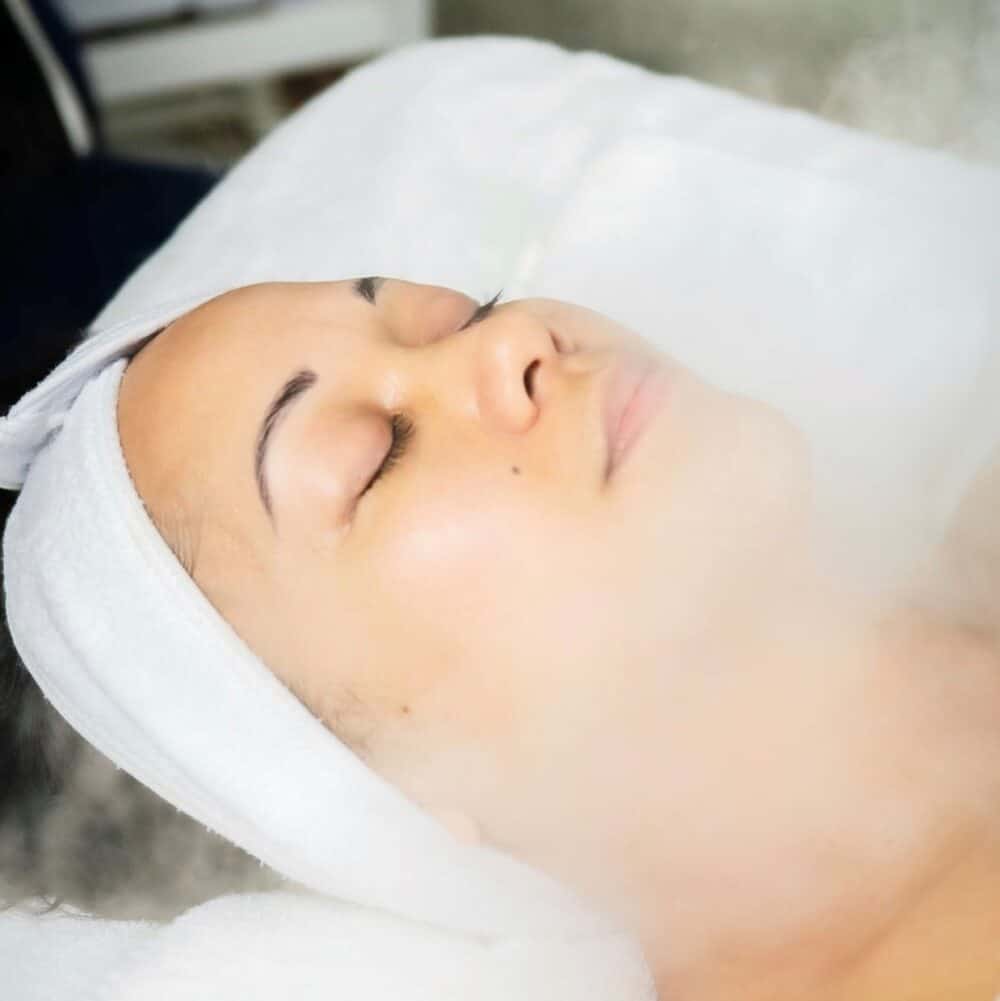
[6,271,1000,1000]
[5,27,1000,999]
[117,278,1000,1001]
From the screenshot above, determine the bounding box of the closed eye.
[353,277,502,333]
[351,281,501,501]
[361,412,415,496]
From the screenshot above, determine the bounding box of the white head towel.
[0,342,607,938]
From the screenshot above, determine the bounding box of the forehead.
[118,282,362,561]
[155,281,358,359]
[125,281,367,417]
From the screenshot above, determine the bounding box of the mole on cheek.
[511,466,521,475]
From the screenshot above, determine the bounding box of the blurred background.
[444,0,999,167]
[2,0,998,405]
[24,0,1000,168]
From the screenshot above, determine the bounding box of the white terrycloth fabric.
[3,357,606,938]
[1,33,999,1001]
[0,891,652,1001]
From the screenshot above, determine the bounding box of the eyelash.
[362,412,415,496]
[358,287,502,498]
[458,289,503,330]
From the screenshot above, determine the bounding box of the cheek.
[355,486,655,829]
[365,480,549,672]
[378,481,514,605]
[354,476,617,730]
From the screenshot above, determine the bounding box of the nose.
[404,303,559,435]
[471,306,558,433]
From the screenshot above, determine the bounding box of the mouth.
[602,358,671,481]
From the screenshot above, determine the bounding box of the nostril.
[524,359,541,398]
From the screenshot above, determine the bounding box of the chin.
[617,383,815,596]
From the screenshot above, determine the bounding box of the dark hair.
[0,489,282,919]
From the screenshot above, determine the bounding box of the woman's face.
[118,279,811,882]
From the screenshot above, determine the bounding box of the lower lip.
[610,366,670,474]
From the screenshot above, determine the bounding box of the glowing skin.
[117,279,810,755]
[118,280,1000,1001]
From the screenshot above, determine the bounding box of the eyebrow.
[254,369,317,522]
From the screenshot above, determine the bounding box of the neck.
[625,597,1000,1001]
[826,612,1000,1001]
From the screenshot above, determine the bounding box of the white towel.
[2,34,999,1001]
[0,891,653,1001]
[4,357,607,937]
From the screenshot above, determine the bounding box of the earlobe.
[428,807,483,846]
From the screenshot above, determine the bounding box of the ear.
[427,807,483,846]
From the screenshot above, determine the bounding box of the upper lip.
[602,356,657,480]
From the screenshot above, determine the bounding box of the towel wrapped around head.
[0,345,607,939]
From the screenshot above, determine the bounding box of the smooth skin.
[118,279,1000,1001]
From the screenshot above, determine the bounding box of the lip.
[602,358,670,480]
